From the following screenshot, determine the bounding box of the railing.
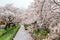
[0,25,6,29]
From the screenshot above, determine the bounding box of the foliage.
[24,24,28,30]
[4,23,15,30]
[31,28,50,40]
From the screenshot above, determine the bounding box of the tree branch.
[53,0,60,6]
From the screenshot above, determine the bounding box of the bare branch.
[53,0,60,6]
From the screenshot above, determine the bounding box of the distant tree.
[0,9,15,30]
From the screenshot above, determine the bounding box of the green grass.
[0,29,6,36]
[31,28,50,40]
[0,24,20,40]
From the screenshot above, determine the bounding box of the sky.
[0,0,34,9]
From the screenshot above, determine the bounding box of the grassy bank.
[0,24,20,40]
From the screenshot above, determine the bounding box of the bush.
[24,24,28,30]
[4,23,15,30]
[31,28,50,40]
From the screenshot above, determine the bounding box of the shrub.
[31,28,50,40]
[24,24,28,30]
[4,23,15,30]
